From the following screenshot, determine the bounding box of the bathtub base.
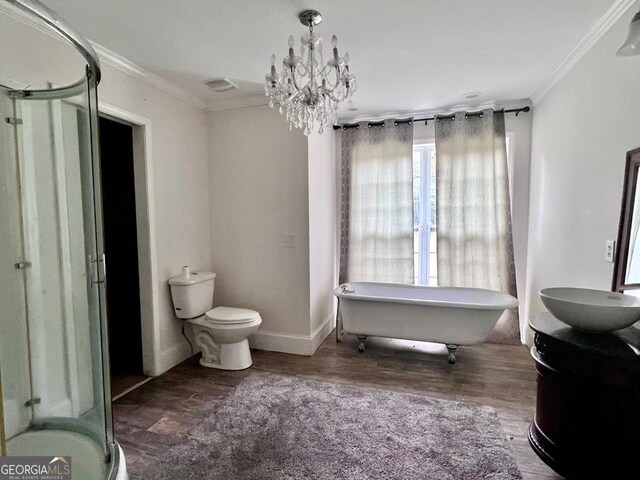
[446,344,458,364]
[357,335,367,352]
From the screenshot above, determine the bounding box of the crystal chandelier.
[265,10,357,135]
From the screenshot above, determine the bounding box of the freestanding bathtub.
[333,282,518,363]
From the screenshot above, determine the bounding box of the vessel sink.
[539,287,640,332]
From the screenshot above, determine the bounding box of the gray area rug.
[146,372,522,479]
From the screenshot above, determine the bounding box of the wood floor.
[114,332,562,479]
[111,374,150,399]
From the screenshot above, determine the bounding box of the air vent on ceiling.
[204,78,239,92]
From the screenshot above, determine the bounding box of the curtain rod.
[332,106,531,130]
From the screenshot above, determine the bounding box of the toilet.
[168,270,261,370]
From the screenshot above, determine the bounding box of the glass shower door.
[0,79,113,476]
[0,85,33,453]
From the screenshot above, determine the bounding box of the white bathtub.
[333,282,518,363]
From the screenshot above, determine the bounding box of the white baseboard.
[310,314,334,353]
[250,315,334,356]
[155,316,334,373]
[155,341,193,376]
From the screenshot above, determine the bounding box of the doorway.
[98,116,148,398]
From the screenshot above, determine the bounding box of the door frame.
[98,102,160,376]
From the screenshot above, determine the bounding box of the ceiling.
[43,0,619,119]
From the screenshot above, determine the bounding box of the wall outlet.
[605,240,616,263]
[283,233,296,248]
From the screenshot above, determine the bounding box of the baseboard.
[310,314,334,353]
[155,341,193,376]
[250,315,334,356]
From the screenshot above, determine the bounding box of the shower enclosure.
[0,1,126,478]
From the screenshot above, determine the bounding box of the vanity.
[528,313,640,479]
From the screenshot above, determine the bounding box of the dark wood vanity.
[528,313,640,479]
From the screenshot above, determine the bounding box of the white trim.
[91,43,208,111]
[531,0,636,104]
[97,102,163,376]
[207,94,269,112]
[157,342,192,374]
[0,75,27,90]
[250,315,333,356]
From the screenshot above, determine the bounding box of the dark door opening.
[99,116,146,397]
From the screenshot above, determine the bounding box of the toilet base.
[198,339,253,370]
[187,313,261,371]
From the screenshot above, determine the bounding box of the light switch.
[605,240,616,263]
[284,233,296,248]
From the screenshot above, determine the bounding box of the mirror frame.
[613,147,640,292]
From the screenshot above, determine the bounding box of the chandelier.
[265,10,357,135]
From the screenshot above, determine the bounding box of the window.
[412,135,513,285]
[413,143,437,285]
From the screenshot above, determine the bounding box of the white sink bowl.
[539,287,640,332]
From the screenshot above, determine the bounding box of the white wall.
[526,8,640,343]
[0,11,211,375]
[208,106,311,338]
[308,131,337,342]
[207,106,337,354]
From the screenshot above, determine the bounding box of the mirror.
[613,147,640,291]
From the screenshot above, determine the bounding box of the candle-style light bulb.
[288,35,295,61]
[331,35,338,48]
[270,54,276,75]
[344,52,350,64]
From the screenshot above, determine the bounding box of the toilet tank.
[168,272,216,319]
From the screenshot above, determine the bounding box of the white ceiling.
[43,0,619,119]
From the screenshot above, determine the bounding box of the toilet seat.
[205,306,260,325]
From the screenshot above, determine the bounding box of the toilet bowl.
[168,270,261,371]
[189,307,262,370]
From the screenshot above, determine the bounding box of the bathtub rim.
[333,282,518,310]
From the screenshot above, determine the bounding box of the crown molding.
[89,43,208,111]
[530,0,636,105]
[0,3,208,111]
[207,94,269,112]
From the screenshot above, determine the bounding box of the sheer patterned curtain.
[339,122,414,284]
[435,110,519,344]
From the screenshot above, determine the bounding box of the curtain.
[435,110,519,344]
[339,121,414,284]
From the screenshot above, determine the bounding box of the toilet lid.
[205,306,260,324]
